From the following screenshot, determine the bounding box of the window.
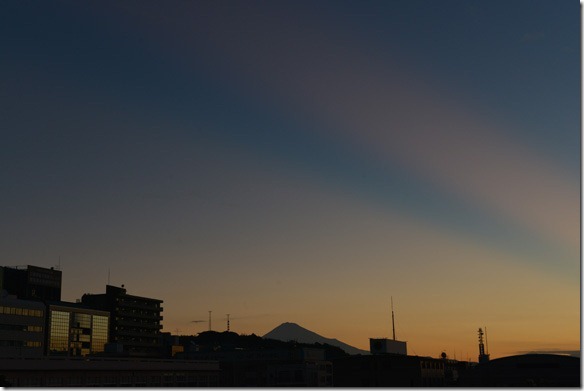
[73,313,91,328]
[49,310,70,353]
[91,315,108,353]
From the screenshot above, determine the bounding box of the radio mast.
[391,297,396,340]
[478,327,490,363]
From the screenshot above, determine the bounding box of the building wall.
[267,361,333,387]
[370,338,407,355]
[332,354,445,387]
[183,347,332,387]
[0,357,220,387]
[47,304,109,357]
[0,293,46,357]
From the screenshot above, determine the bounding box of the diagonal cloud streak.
[95,1,578,262]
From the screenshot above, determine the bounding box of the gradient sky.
[1,0,580,359]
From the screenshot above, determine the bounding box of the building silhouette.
[458,354,580,386]
[370,338,407,355]
[1,264,579,387]
[332,353,446,386]
[0,265,62,301]
[81,285,163,357]
[0,356,220,387]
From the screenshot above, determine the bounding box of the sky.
[0,0,580,359]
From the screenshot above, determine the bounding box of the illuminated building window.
[49,311,70,353]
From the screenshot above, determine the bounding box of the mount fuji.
[262,322,370,355]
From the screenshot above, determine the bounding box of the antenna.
[485,326,489,354]
[208,311,212,331]
[478,327,490,363]
[226,314,230,331]
[391,297,396,340]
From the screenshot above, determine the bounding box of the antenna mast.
[227,314,230,332]
[391,297,396,340]
[478,327,490,363]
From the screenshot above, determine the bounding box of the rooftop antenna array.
[226,314,230,332]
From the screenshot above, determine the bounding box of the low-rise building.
[458,354,580,387]
[0,356,220,387]
[0,291,46,358]
[332,354,445,387]
[184,346,332,386]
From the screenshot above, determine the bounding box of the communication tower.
[369,297,407,355]
[478,327,490,363]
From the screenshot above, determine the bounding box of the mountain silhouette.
[262,322,369,356]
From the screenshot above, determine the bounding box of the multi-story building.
[81,285,163,357]
[0,291,46,358]
[46,302,109,357]
[0,265,62,301]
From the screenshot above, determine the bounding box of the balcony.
[117,318,162,330]
[116,309,163,321]
[114,337,161,347]
[116,329,159,338]
[118,300,163,312]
